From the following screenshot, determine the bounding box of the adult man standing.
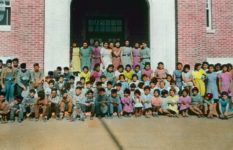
[16,63,31,98]
[0,59,17,103]
[30,63,44,92]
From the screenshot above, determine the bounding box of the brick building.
[0,0,232,74]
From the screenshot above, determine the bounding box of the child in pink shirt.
[152,89,162,117]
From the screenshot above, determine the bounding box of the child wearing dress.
[142,62,154,80]
[154,62,168,82]
[152,89,162,117]
[102,65,116,85]
[179,89,191,117]
[118,74,129,91]
[226,96,233,118]
[130,83,136,98]
[173,62,183,92]
[123,64,134,82]
[190,87,203,117]
[121,89,134,117]
[203,93,214,118]
[206,64,219,117]
[116,83,123,98]
[133,89,143,117]
[137,82,145,96]
[150,81,157,96]
[182,64,194,95]
[141,74,150,86]
[91,64,102,82]
[164,74,173,88]
[142,86,152,118]
[115,65,124,80]
[167,81,180,95]
[218,92,230,119]
[167,89,179,117]
[218,64,232,94]
[134,65,142,81]
[160,90,171,116]
[129,74,139,87]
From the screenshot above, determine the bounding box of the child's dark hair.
[161,90,168,97]
[94,63,100,71]
[194,63,202,71]
[116,82,122,87]
[83,66,89,70]
[80,77,85,81]
[124,88,131,95]
[107,81,113,85]
[170,80,176,85]
[154,89,160,95]
[87,90,94,95]
[117,65,124,70]
[135,65,140,69]
[176,62,183,69]
[192,87,199,93]
[183,64,190,72]
[76,87,82,90]
[119,74,125,79]
[221,91,229,97]
[111,89,117,94]
[57,66,62,71]
[76,81,82,85]
[141,74,147,80]
[169,88,176,93]
[132,74,138,79]
[182,89,189,95]
[29,89,36,94]
[38,90,45,99]
[96,81,103,86]
[202,61,209,67]
[221,64,228,70]
[130,83,136,89]
[64,67,69,71]
[101,75,106,79]
[138,82,144,89]
[134,89,141,96]
[70,75,75,80]
[125,64,132,69]
[86,81,92,85]
[144,86,151,91]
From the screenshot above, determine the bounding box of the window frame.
[0,0,11,31]
[206,0,214,32]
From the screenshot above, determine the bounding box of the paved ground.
[0,116,233,150]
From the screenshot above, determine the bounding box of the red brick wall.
[0,0,44,70]
[177,0,233,67]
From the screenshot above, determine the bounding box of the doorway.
[70,0,149,46]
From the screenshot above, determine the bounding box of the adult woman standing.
[91,41,101,71]
[112,41,122,70]
[132,42,141,69]
[71,42,81,75]
[100,42,112,71]
[80,41,92,70]
[121,40,133,68]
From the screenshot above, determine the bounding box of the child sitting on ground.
[133,89,143,117]
[152,89,162,117]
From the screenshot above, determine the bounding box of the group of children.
[0,54,233,123]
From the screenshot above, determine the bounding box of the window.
[88,18,123,33]
[206,0,213,30]
[0,0,11,26]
